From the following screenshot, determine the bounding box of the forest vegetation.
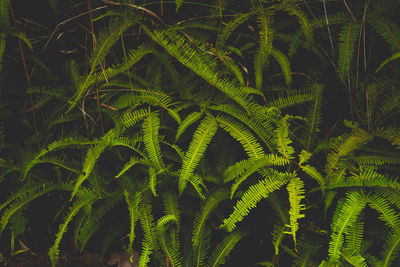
[0,0,400,266]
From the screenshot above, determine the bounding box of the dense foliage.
[1,0,400,266]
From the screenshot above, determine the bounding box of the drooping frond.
[217,114,265,159]
[162,192,180,224]
[302,83,323,151]
[175,112,202,142]
[193,228,211,267]
[179,115,218,194]
[284,176,306,249]
[0,183,64,233]
[376,51,400,73]
[374,126,400,149]
[207,231,242,267]
[341,250,367,267]
[355,155,400,166]
[328,170,400,190]
[337,23,359,80]
[271,223,286,255]
[328,191,368,263]
[345,219,364,255]
[223,154,288,184]
[381,231,400,267]
[115,156,147,178]
[192,190,228,246]
[124,191,141,250]
[216,13,252,48]
[367,193,400,231]
[72,131,117,197]
[283,4,313,44]
[270,47,292,87]
[264,90,314,110]
[118,108,151,130]
[221,173,290,232]
[138,239,152,267]
[138,193,158,256]
[48,190,94,266]
[156,215,181,267]
[369,15,400,52]
[275,115,295,160]
[258,9,274,63]
[325,128,372,181]
[210,104,274,152]
[68,18,134,111]
[144,27,251,111]
[300,164,326,193]
[143,112,165,172]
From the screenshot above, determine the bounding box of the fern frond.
[369,15,400,52]
[193,228,211,267]
[337,23,359,80]
[144,27,251,111]
[376,51,400,73]
[300,164,326,193]
[175,112,202,141]
[192,190,228,246]
[345,219,364,255]
[367,193,400,231]
[48,190,94,266]
[328,191,368,263]
[381,231,400,267]
[355,155,400,166]
[179,115,218,194]
[207,231,242,267]
[143,112,165,171]
[271,47,292,87]
[283,4,313,44]
[115,156,147,178]
[217,114,265,159]
[325,128,372,181]
[293,236,322,267]
[258,10,274,63]
[271,223,286,255]
[216,13,252,48]
[68,19,134,111]
[1,183,63,232]
[138,193,158,255]
[138,239,153,267]
[284,177,306,249]
[210,104,274,152]
[156,215,181,267]
[264,90,314,110]
[275,115,295,160]
[124,191,141,250]
[221,173,290,232]
[341,250,367,267]
[119,108,151,130]
[302,84,323,150]
[374,126,400,149]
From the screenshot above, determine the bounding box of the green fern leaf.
[124,191,141,250]
[207,231,242,267]
[284,177,306,249]
[217,114,265,159]
[221,173,289,232]
[275,115,295,160]
[271,47,292,87]
[175,112,202,142]
[367,193,400,231]
[381,231,400,267]
[337,23,359,80]
[179,115,218,194]
[328,191,368,263]
[143,112,165,171]
[192,190,228,246]
[138,239,152,267]
[369,15,400,52]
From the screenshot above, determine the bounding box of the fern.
[138,239,153,267]
[48,190,94,266]
[179,115,218,194]
[275,115,295,160]
[337,23,359,80]
[193,228,211,267]
[345,219,364,256]
[124,191,141,250]
[175,112,202,142]
[156,215,181,267]
[118,108,151,130]
[381,231,400,267]
[284,177,306,249]
[115,156,147,178]
[328,191,368,263]
[68,18,135,112]
[369,15,400,52]
[192,190,228,246]
[138,193,158,256]
[264,90,314,110]
[221,172,290,232]
[271,223,286,255]
[207,231,242,267]
[216,13,252,48]
[270,47,292,87]
[367,193,400,231]
[143,112,165,171]
[217,114,265,159]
